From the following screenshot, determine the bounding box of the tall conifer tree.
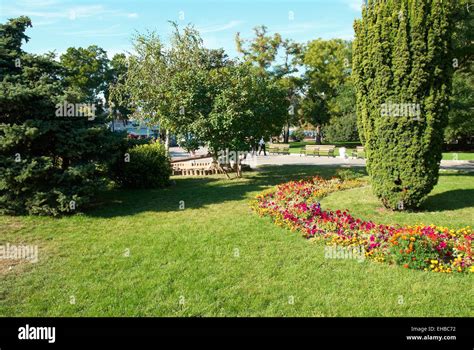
[353,0,455,209]
[0,17,121,216]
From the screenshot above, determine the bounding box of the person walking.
[258,137,266,156]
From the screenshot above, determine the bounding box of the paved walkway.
[169,147,474,172]
[245,154,474,171]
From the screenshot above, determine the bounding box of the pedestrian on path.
[258,137,267,156]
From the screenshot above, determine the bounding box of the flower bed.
[251,176,473,274]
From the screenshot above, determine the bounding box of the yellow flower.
[430,260,438,264]
[470,266,474,273]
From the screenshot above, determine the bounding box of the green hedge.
[111,142,171,189]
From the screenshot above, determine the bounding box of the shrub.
[112,142,171,189]
[352,0,456,209]
[126,136,152,148]
[324,113,359,143]
[290,129,305,142]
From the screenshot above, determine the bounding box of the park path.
[244,154,474,172]
[169,147,474,172]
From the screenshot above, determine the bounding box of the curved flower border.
[251,176,473,274]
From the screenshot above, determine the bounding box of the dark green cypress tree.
[353,0,455,209]
[0,17,122,216]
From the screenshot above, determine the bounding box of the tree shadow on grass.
[87,164,362,218]
[421,189,474,212]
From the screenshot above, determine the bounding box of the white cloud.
[202,36,221,49]
[275,21,336,35]
[321,29,355,41]
[105,46,132,59]
[345,0,364,12]
[16,0,60,7]
[198,20,243,34]
[68,5,106,19]
[61,24,128,38]
[32,20,56,27]
[2,2,139,22]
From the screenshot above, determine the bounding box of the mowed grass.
[0,166,473,317]
[322,171,474,229]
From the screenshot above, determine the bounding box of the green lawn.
[1,166,473,316]
[287,141,474,160]
[441,152,474,161]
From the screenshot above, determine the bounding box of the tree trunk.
[165,129,170,152]
[235,153,241,177]
[283,121,290,143]
[213,151,231,179]
[315,125,322,145]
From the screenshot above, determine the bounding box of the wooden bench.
[352,146,364,159]
[268,143,290,155]
[300,145,336,157]
[171,160,221,176]
[319,145,336,157]
[300,145,319,156]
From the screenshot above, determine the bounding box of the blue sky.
[0,0,364,59]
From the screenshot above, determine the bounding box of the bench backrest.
[318,145,336,151]
[305,145,319,150]
[172,162,187,169]
[193,161,212,167]
[356,146,364,152]
[173,161,212,170]
[269,143,290,149]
